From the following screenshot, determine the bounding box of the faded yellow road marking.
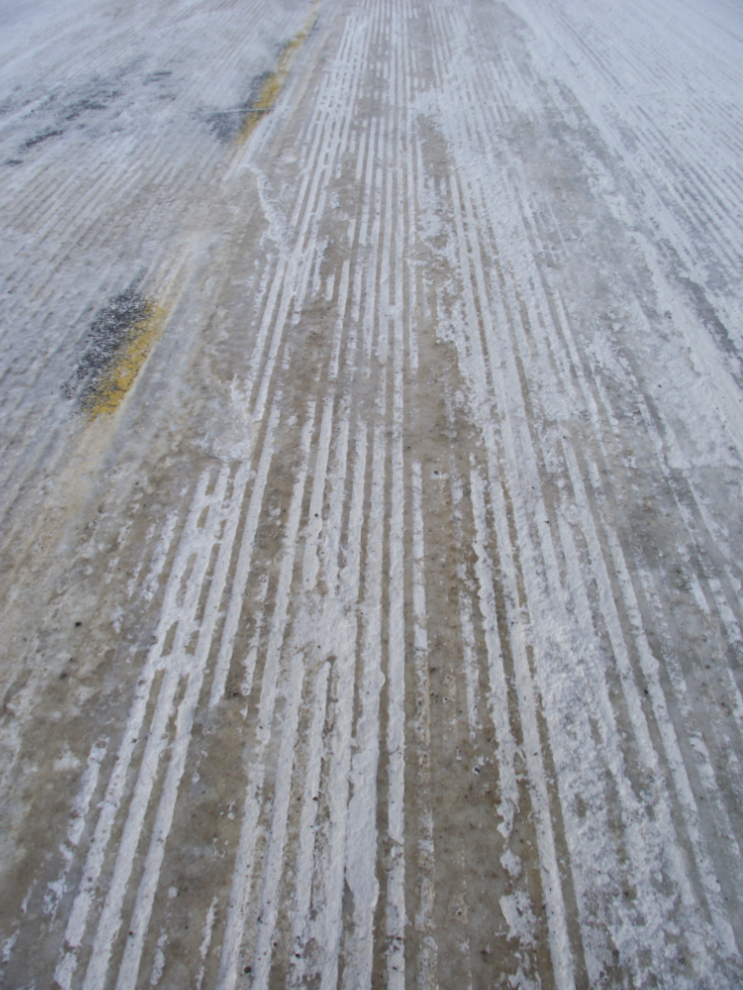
[83,299,168,418]
[238,0,322,144]
[79,5,320,420]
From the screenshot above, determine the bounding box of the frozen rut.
[1,0,743,987]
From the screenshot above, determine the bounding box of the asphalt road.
[2,0,743,987]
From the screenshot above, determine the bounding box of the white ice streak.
[80,465,231,990]
[209,402,282,705]
[55,469,218,989]
[431,4,743,977]
[44,739,108,921]
[411,460,438,989]
[216,406,315,990]
[196,898,219,990]
[250,397,351,989]
[343,426,386,990]
[441,161,575,987]
[114,427,281,990]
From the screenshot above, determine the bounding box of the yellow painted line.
[83,299,168,419]
[238,0,321,144]
[82,5,319,416]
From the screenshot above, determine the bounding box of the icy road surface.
[2,0,743,986]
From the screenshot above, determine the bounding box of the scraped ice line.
[41,740,108,924]
[404,108,420,376]
[79,467,231,990]
[309,238,327,302]
[596,355,743,752]
[376,168,394,370]
[286,13,370,223]
[253,395,356,988]
[462,62,740,968]
[524,179,743,623]
[354,116,379,305]
[539,266,742,954]
[329,257,351,380]
[569,435,740,956]
[412,126,431,351]
[333,16,368,177]
[551,479,714,969]
[353,123,369,188]
[212,16,374,703]
[455,563,480,741]
[53,468,217,988]
[112,445,283,988]
[353,55,381,230]
[516,0,743,292]
[320,406,352,594]
[445,399,483,740]
[571,526,722,945]
[312,420,365,989]
[386,15,411,975]
[478,463,577,988]
[476,13,732,744]
[247,628,311,990]
[597,310,743,667]
[301,22,373,234]
[520,242,743,908]
[298,19,402,986]
[342,424,386,990]
[252,183,354,400]
[301,398,335,592]
[410,459,438,986]
[195,896,219,990]
[240,23,372,428]
[391,14,409,335]
[468,467,522,836]
[239,572,271,706]
[285,414,363,986]
[439,29,596,946]
[386,175,407,990]
[216,405,315,990]
[208,401,281,706]
[494,209,716,916]
[442,163,576,988]
[634,546,743,873]
[124,519,156,602]
[287,658,331,988]
[362,140,384,375]
[361,61,391,375]
[237,180,342,381]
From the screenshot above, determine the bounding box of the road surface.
[2,0,743,986]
